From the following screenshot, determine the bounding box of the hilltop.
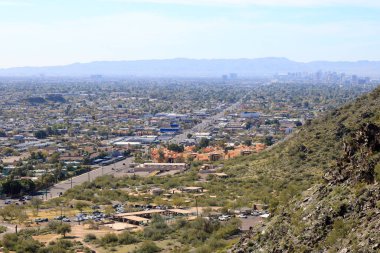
[230,87,380,252]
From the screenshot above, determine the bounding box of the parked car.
[4,200,12,205]
[54,215,65,220]
[62,218,71,222]
[252,211,260,216]
[237,214,248,218]
[35,218,48,222]
[218,215,230,221]
[74,217,84,222]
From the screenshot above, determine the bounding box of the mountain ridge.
[1,58,380,77]
[229,86,380,252]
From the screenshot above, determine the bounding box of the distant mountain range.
[1,58,379,78]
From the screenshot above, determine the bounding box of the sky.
[0,0,379,68]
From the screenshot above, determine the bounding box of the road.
[1,101,241,202]
[44,157,134,200]
[170,101,242,143]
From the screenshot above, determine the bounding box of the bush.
[48,221,60,231]
[2,233,18,249]
[100,233,119,246]
[84,233,97,242]
[195,245,212,253]
[118,231,139,245]
[0,225,7,234]
[1,233,42,252]
[143,215,171,240]
[15,238,41,253]
[143,227,164,241]
[134,241,161,253]
[207,237,227,249]
[325,219,353,246]
[214,218,241,239]
[374,163,380,182]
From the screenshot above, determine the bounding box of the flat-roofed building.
[135,163,188,172]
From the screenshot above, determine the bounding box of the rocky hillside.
[230,87,380,252]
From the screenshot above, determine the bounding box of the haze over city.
[0,0,379,68]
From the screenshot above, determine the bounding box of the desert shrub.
[374,163,380,182]
[134,241,161,253]
[100,233,119,246]
[143,227,164,241]
[1,233,42,253]
[195,245,213,253]
[2,233,19,249]
[213,218,241,239]
[143,214,171,240]
[84,233,97,242]
[118,231,139,245]
[325,219,353,246]
[48,221,61,231]
[0,225,7,233]
[207,237,227,249]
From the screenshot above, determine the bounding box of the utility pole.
[195,197,199,217]
[44,170,48,200]
[70,177,73,189]
[60,202,63,224]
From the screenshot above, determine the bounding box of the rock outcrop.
[231,122,380,252]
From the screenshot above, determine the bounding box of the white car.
[218,215,230,221]
[237,214,247,218]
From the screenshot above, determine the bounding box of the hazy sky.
[0,0,379,67]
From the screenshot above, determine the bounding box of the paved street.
[170,101,242,143]
[44,157,134,200]
[1,101,243,204]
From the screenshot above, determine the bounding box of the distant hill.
[0,58,380,77]
[229,87,380,252]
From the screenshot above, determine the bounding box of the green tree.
[56,223,71,238]
[49,152,61,164]
[0,205,27,222]
[75,201,89,213]
[31,197,43,216]
[167,143,184,153]
[34,130,48,139]
[199,138,210,148]
[2,180,22,196]
[243,139,252,146]
[264,136,274,146]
